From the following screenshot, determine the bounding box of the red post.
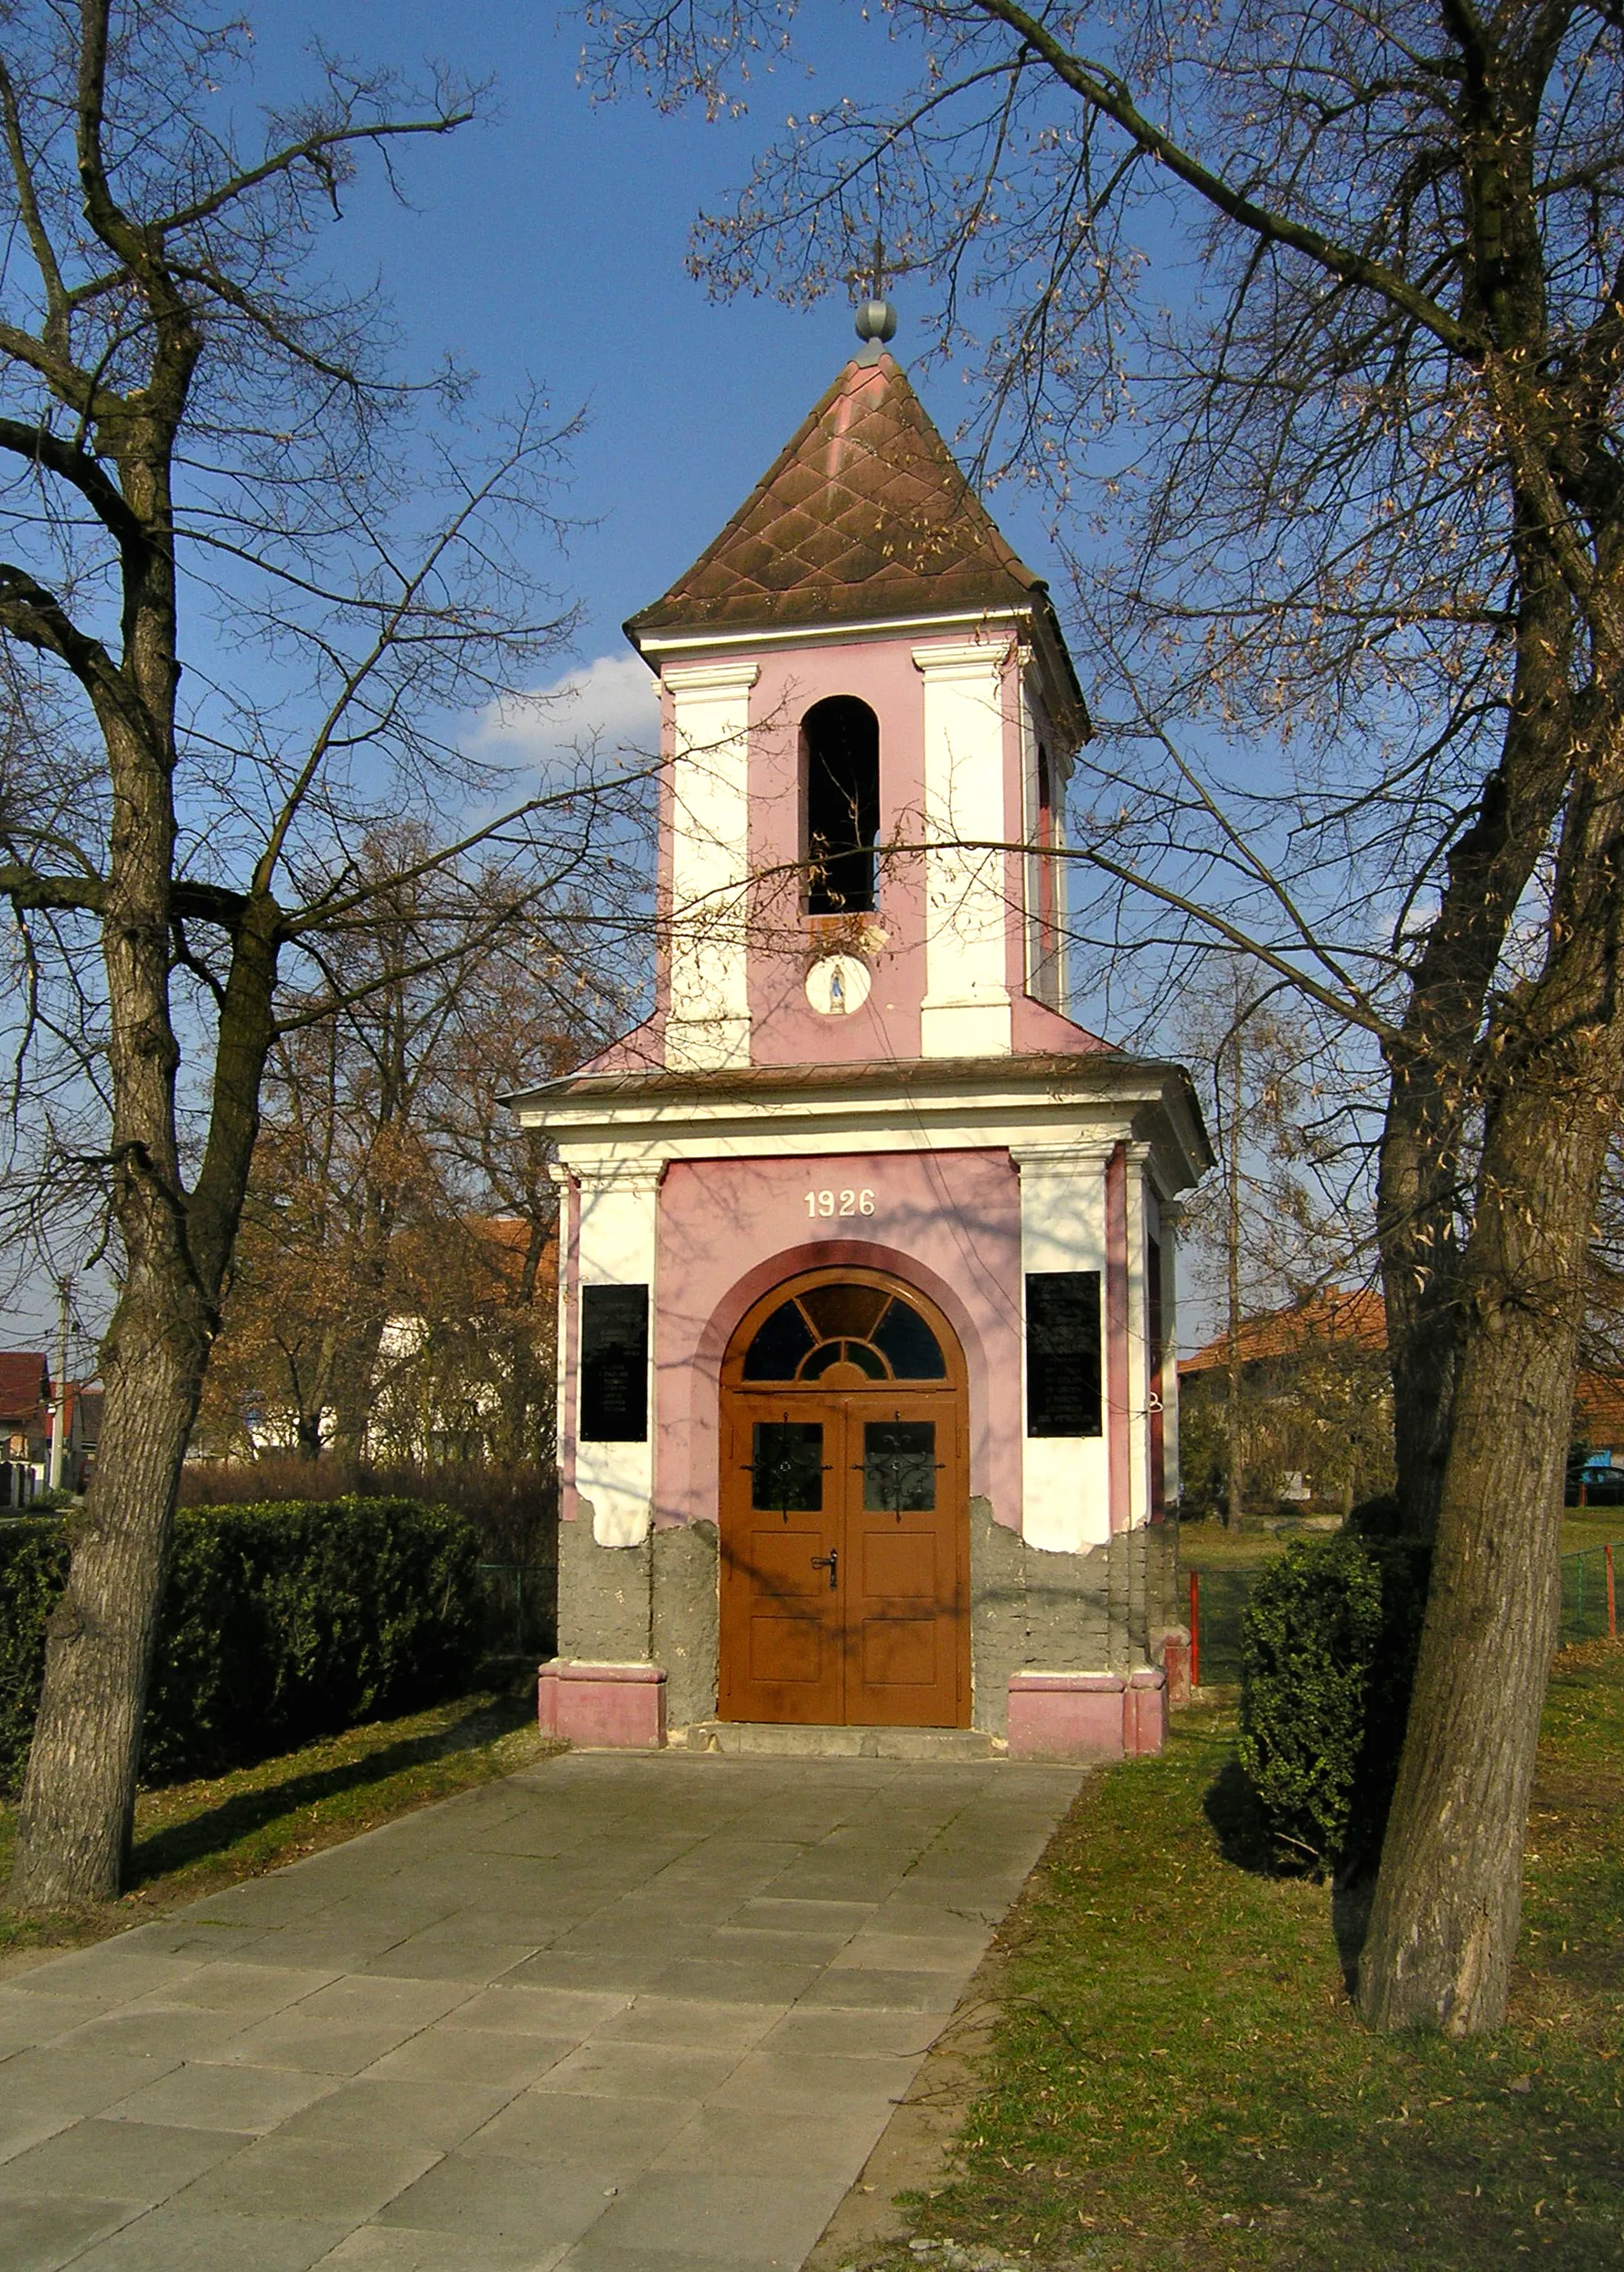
[1189,1568,1202,1689]
[1607,1543,1617,1640]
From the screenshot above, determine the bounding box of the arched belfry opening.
[804,695,880,914]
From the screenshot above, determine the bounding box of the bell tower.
[511,308,1211,1762]
[618,302,1097,1077]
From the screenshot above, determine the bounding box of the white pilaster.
[664,661,758,1071]
[1012,1143,1113,1550]
[1157,1196,1183,1508]
[1125,1141,1153,1529]
[573,1159,664,1548]
[914,642,1013,1057]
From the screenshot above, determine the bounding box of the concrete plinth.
[1006,1666,1168,1761]
[538,1658,668,1749]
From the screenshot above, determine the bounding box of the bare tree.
[198,837,627,1465]
[593,0,1624,2032]
[0,2,646,1905]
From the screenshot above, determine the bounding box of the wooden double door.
[718,1272,969,1728]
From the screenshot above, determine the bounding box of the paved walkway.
[0,1751,1082,2272]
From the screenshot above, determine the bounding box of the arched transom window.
[742,1281,946,1384]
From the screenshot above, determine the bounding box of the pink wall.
[652,1147,1023,1532]
[742,636,931,1066]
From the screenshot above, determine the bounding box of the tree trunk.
[1359,1188,1577,2029]
[1224,1021,1243,1530]
[1362,782,1624,2027]
[9,1278,208,1903]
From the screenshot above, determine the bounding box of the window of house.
[804,696,880,915]
[1025,1270,1103,1436]
[580,1284,649,1441]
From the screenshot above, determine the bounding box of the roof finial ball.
[855,296,898,346]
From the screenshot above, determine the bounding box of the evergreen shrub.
[0,1496,484,1793]
[0,1516,70,1799]
[1236,1527,1431,1871]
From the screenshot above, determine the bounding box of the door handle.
[809,1549,839,1590]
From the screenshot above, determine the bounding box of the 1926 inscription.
[804,1188,877,1217]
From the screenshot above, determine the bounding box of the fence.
[1559,1542,1619,1646]
[1186,1538,1619,1688]
[1185,1566,1256,1686]
[475,1562,555,1660]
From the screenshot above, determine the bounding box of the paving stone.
[171,2136,438,2220]
[445,1985,630,2038]
[760,2005,945,2058]
[351,1941,539,1985]
[0,1989,111,2055]
[65,2210,352,2271]
[647,2103,884,2178]
[0,2193,143,2272]
[2,1753,1082,2272]
[126,1964,339,2019]
[292,1978,478,2029]
[707,2048,919,2118]
[201,2014,429,2074]
[589,1999,779,2055]
[533,2041,745,2103]
[796,1968,963,2012]
[102,2062,342,2135]
[375,2152,623,2245]
[0,2043,189,2119]
[314,2225,570,2270]
[500,1951,678,1997]
[362,2031,579,2091]
[827,1932,990,1975]
[48,2006,255,2061]
[0,2116,246,2206]
[581,2170,847,2265]
[640,1959,824,2009]
[5,1947,208,2003]
[273,2076,520,2150]
[460,2091,695,2170]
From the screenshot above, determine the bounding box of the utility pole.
[48,1277,71,1493]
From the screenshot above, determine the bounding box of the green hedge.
[1236,1527,1431,1872]
[0,1517,70,1802]
[0,1496,486,1794]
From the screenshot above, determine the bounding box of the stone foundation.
[967,1498,1181,1738]
[537,1658,667,1748]
[552,1496,1181,1755]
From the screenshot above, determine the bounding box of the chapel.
[509,305,1210,1758]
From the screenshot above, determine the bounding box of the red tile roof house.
[0,1352,51,1506]
[507,313,1213,1762]
[1179,1286,1623,1509]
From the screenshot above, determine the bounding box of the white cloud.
[468,651,660,783]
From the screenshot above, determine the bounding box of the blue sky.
[246,4,1064,750]
[3,6,1219,1356]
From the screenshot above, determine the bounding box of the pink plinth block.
[1006,1667,1169,1762]
[1162,1630,1192,1708]
[1007,1671,1126,1761]
[1126,1666,1169,1756]
[537,1660,667,1750]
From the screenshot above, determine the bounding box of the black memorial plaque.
[580,1284,649,1442]
[1025,1270,1103,1437]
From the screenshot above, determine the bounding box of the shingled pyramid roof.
[625,352,1081,709]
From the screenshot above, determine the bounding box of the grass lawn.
[0,1686,559,1967]
[1179,1515,1624,1569]
[893,1640,1623,2272]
